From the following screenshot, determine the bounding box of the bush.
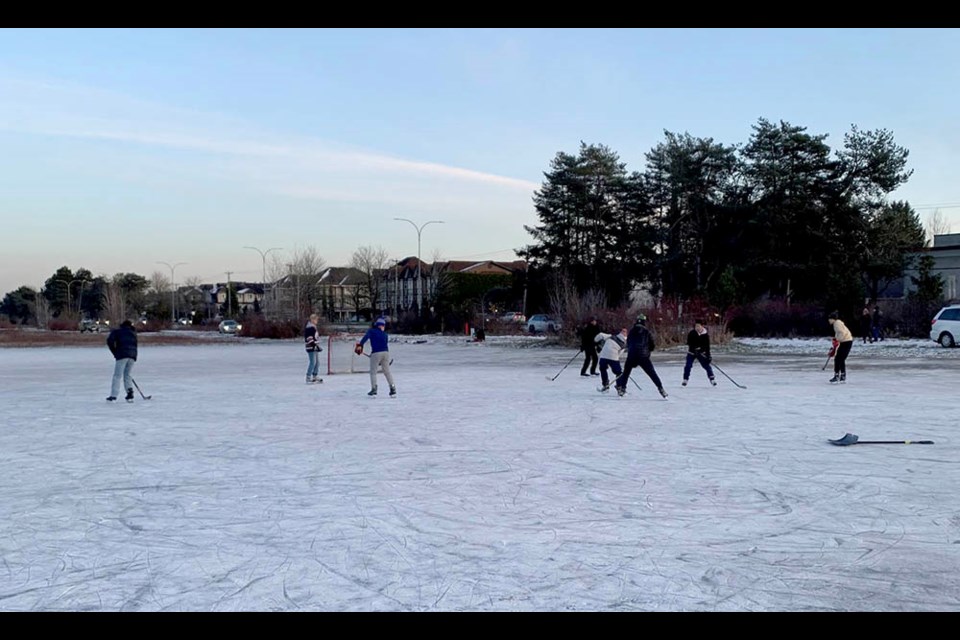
[239,315,304,339]
[47,317,77,331]
[726,299,826,337]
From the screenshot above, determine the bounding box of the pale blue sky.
[2,28,959,295]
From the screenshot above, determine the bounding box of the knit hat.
[635,313,647,326]
[375,317,386,327]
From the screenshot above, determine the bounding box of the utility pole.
[157,261,187,323]
[225,271,233,318]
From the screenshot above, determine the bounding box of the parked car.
[78,318,106,333]
[930,304,960,347]
[218,319,241,335]
[500,311,527,324]
[527,314,561,334]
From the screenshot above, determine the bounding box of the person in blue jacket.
[106,319,138,402]
[357,317,396,397]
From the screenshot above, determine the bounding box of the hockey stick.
[131,378,152,400]
[546,350,583,381]
[828,433,934,446]
[703,358,746,389]
[821,354,832,371]
[362,352,394,366]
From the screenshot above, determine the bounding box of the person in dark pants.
[595,327,628,392]
[828,311,854,383]
[615,314,667,399]
[106,319,138,402]
[579,317,601,377]
[682,319,716,387]
[872,306,884,342]
[860,306,873,343]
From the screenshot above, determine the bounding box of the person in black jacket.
[615,314,667,399]
[682,319,716,387]
[579,317,601,377]
[106,319,138,402]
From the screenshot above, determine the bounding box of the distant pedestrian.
[860,306,873,344]
[828,311,854,384]
[579,317,601,377]
[872,306,884,342]
[595,327,628,392]
[357,317,396,397]
[615,314,667,399]
[106,319,138,402]
[304,313,323,384]
[682,319,716,387]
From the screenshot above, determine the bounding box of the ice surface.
[0,336,957,611]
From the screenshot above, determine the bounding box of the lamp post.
[244,246,283,318]
[394,218,444,314]
[156,261,186,323]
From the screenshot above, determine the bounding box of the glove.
[832,338,839,348]
[828,346,837,357]
[354,342,363,356]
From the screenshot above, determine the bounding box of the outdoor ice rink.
[1,335,957,611]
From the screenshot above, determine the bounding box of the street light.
[156,261,187,323]
[244,246,283,317]
[394,218,444,314]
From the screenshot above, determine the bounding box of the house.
[316,267,369,322]
[376,258,527,317]
[903,234,960,301]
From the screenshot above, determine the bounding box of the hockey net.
[326,333,367,375]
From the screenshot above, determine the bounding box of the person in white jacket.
[828,311,854,384]
[595,327,628,392]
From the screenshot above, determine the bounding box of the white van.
[930,304,960,347]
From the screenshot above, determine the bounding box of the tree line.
[518,118,930,329]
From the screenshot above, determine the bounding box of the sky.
[2,28,960,296]
[1,336,956,610]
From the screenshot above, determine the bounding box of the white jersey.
[596,332,627,361]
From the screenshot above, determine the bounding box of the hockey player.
[615,314,667,399]
[828,311,853,383]
[356,317,396,397]
[304,313,323,384]
[595,327,628,392]
[682,319,716,387]
[579,317,601,377]
[106,319,138,402]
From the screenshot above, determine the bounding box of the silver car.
[218,320,242,335]
[527,314,561,334]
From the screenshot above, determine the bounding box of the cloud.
[0,73,539,193]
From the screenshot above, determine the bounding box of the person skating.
[615,314,667,399]
[682,319,716,387]
[595,327,628,392]
[579,317,601,377]
[357,317,396,397]
[828,311,854,383]
[872,305,884,342]
[106,319,138,402]
[304,313,323,384]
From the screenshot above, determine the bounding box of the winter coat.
[625,323,655,360]
[686,328,711,359]
[304,322,321,352]
[831,319,853,343]
[579,323,601,350]
[359,327,389,354]
[596,332,627,361]
[106,325,138,361]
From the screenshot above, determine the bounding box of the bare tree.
[925,209,952,246]
[288,245,327,318]
[103,280,125,325]
[351,245,390,317]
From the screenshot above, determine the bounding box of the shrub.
[239,315,303,339]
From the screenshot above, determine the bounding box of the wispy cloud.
[0,73,540,194]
